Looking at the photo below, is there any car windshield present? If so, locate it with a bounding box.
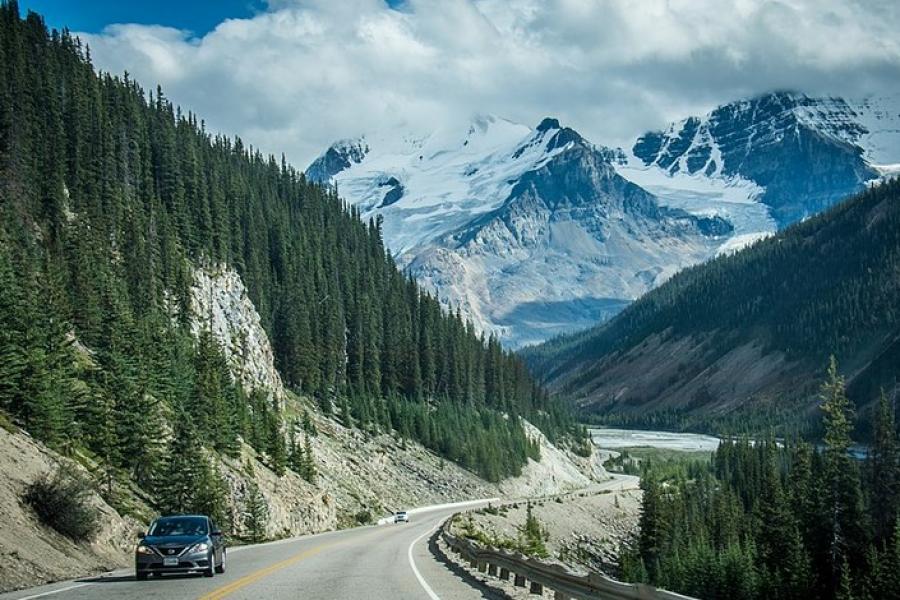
[148,517,208,537]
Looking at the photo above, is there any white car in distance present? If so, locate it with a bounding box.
[394,511,409,524]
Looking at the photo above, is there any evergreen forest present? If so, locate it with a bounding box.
[0,0,577,519]
[623,360,900,600]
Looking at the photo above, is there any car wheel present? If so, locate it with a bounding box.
[215,550,226,574]
[204,552,215,577]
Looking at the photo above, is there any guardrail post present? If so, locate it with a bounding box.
[529,581,543,594]
[514,573,526,587]
[499,567,510,581]
[477,561,487,573]
[554,592,569,600]
[487,563,497,576]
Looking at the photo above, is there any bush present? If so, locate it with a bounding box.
[571,438,593,458]
[24,468,100,540]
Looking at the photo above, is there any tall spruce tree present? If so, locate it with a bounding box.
[870,391,899,544]
[820,357,866,582]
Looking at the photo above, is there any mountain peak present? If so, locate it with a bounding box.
[631,91,896,225]
[305,137,369,183]
[536,117,561,132]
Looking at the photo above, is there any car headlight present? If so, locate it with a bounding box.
[136,545,155,555]
[189,542,210,554]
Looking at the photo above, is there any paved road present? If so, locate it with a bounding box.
[0,503,502,600]
[1,476,639,600]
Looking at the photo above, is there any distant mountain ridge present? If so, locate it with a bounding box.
[308,92,899,348]
[522,177,900,434]
[633,91,898,225]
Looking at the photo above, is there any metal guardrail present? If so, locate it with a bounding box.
[441,525,696,600]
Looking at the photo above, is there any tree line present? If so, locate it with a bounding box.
[623,359,900,599]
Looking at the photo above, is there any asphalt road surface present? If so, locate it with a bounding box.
[1,476,640,600]
[0,503,500,600]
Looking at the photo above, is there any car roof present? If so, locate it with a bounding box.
[155,514,209,519]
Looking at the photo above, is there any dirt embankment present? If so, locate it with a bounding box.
[458,473,641,576]
[0,426,142,592]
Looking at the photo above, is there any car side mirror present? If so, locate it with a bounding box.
[137,531,145,539]
[212,530,223,537]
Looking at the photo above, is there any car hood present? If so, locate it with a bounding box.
[142,535,207,546]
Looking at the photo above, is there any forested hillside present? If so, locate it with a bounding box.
[524,176,900,434]
[0,0,574,497]
[622,363,900,600]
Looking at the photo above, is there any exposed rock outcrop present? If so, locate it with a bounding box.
[190,265,285,401]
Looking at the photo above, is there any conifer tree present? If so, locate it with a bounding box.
[301,434,316,484]
[820,357,866,581]
[870,390,898,543]
[242,465,268,543]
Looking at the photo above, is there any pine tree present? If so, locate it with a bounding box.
[267,404,287,477]
[519,503,548,558]
[301,434,316,484]
[242,464,268,543]
[639,474,667,580]
[156,415,205,514]
[194,462,230,530]
[820,357,866,582]
[836,557,854,600]
[870,390,898,543]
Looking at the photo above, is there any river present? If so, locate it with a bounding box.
[589,428,721,452]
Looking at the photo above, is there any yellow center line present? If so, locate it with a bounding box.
[197,529,383,600]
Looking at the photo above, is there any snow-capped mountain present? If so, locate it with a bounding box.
[307,116,733,347]
[632,91,900,226]
[307,93,899,348]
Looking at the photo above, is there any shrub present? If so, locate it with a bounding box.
[571,438,593,458]
[24,467,100,540]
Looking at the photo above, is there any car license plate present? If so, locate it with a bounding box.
[163,557,178,567]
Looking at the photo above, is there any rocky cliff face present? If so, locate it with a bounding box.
[190,265,285,401]
[409,134,730,347]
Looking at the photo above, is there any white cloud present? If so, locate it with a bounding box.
[81,0,900,167]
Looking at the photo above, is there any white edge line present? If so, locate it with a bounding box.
[408,522,442,600]
[15,583,92,600]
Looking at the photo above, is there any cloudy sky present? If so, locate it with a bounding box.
[22,0,900,168]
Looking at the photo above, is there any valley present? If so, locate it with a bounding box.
[1,2,899,600]
[524,178,900,435]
